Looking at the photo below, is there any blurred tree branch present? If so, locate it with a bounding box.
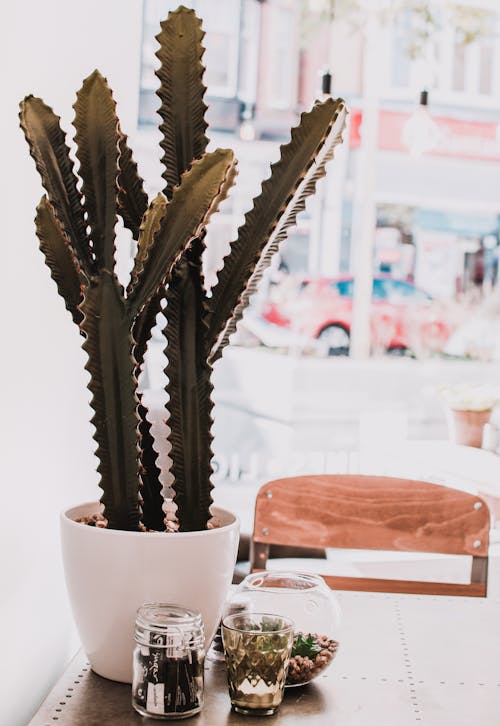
[301,1,493,56]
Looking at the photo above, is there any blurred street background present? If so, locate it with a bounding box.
[132,0,500,486]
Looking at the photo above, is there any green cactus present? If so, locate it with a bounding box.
[20,6,347,532]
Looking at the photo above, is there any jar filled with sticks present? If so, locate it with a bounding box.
[132,604,205,719]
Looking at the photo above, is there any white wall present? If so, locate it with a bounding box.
[1,2,143,723]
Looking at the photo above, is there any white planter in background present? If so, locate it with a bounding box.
[61,502,239,683]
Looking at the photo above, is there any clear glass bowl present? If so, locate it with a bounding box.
[225,571,341,686]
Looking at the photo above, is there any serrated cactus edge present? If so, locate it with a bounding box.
[20,6,347,532]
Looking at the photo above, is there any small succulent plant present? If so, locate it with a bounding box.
[20,6,346,532]
[291,633,323,658]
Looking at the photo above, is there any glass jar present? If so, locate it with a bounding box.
[226,572,341,686]
[132,604,205,719]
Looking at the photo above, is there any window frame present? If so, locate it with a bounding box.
[381,4,500,111]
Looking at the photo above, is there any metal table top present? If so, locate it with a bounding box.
[30,591,500,725]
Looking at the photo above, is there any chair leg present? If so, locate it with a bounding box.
[471,556,488,595]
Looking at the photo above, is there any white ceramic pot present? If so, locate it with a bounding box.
[61,502,239,683]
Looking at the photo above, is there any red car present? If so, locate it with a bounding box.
[261,275,455,355]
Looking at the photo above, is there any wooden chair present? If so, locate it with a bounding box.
[250,475,490,597]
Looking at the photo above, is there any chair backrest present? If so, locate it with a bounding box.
[250,475,490,597]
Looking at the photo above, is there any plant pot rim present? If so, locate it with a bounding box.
[61,501,239,539]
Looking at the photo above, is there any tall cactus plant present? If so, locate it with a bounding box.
[20,6,347,532]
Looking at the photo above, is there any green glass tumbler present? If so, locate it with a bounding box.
[221,612,294,716]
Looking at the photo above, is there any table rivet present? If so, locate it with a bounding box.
[474,502,483,510]
[262,527,269,536]
[473,540,481,548]
[265,490,273,499]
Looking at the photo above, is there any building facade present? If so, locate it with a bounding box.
[138,0,500,300]
[327,1,500,299]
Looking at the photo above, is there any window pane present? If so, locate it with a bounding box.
[195,0,240,95]
[269,7,296,108]
[479,39,493,95]
[372,279,388,300]
[204,33,233,89]
[238,0,260,103]
[452,39,466,92]
[333,280,354,297]
[385,280,429,303]
[392,10,412,88]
